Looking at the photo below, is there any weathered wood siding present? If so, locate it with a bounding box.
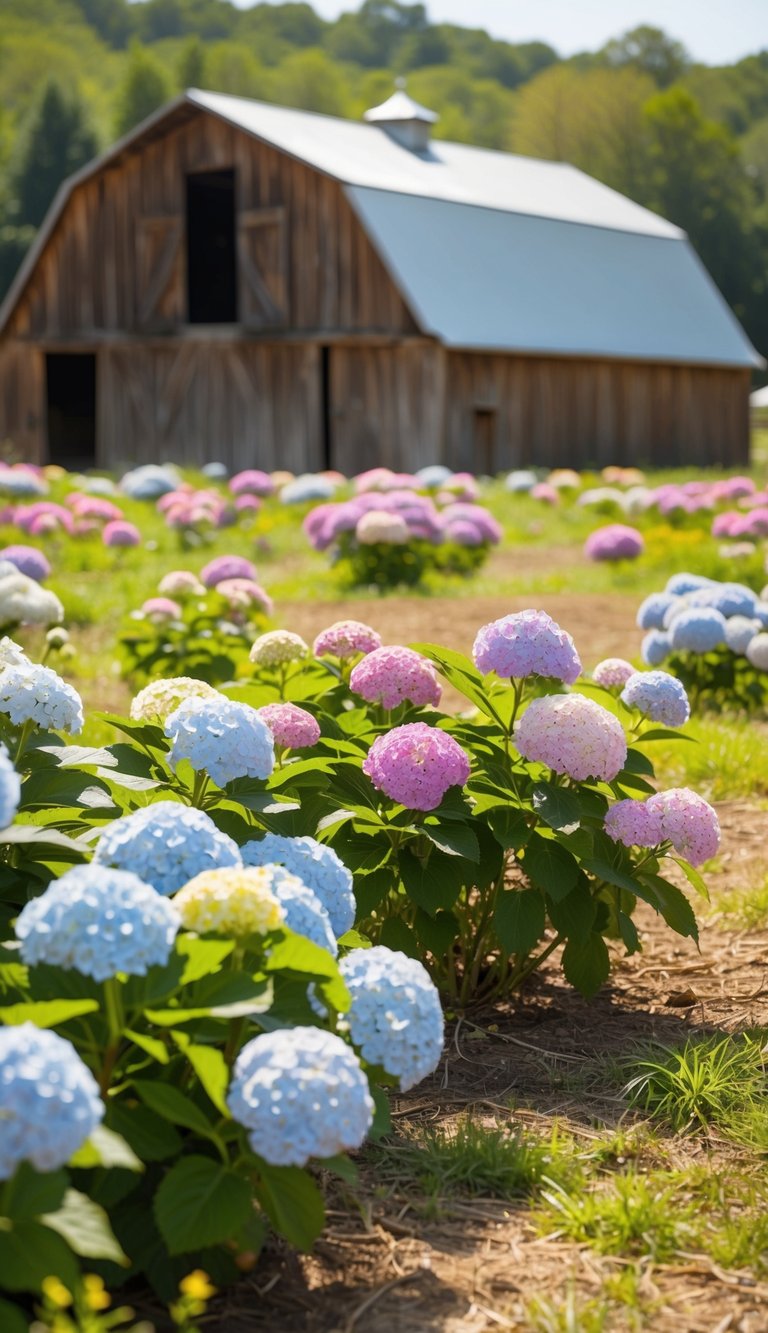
[443,354,751,469]
[5,109,417,341]
[328,344,445,473]
[0,342,44,462]
[98,342,322,472]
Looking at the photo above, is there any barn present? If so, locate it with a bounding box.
[0,86,761,474]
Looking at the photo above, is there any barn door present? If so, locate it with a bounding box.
[237,207,288,329]
[135,217,183,331]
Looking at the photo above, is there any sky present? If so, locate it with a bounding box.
[240,0,768,66]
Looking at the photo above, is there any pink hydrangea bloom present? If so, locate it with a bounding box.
[584,524,645,562]
[201,555,258,587]
[103,521,141,548]
[215,578,273,616]
[363,722,470,811]
[158,570,206,598]
[313,620,382,660]
[645,788,720,866]
[230,470,274,497]
[235,494,262,513]
[472,610,582,683]
[259,702,321,750]
[604,798,663,848]
[515,694,627,781]
[350,646,441,709]
[141,597,182,623]
[592,658,637,687]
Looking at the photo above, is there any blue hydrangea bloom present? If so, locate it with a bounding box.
[669,608,727,654]
[0,1024,103,1177]
[689,583,757,618]
[269,867,338,956]
[0,745,20,829]
[339,947,444,1091]
[93,801,241,896]
[241,834,355,936]
[280,474,336,504]
[753,602,768,629]
[416,465,453,489]
[165,696,274,788]
[120,464,179,499]
[636,592,678,631]
[724,616,760,655]
[16,865,180,980]
[620,671,690,727]
[665,573,713,596]
[641,630,672,666]
[227,1026,373,1165]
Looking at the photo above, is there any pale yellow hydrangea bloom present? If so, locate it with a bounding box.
[174,867,284,938]
[130,676,221,723]
[249,630,308,667]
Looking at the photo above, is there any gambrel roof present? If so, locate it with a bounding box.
[1,88,761,367]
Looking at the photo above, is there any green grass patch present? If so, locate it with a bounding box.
[716,875,768,929]
[623,1034,766,1132]
[651,714,768,801]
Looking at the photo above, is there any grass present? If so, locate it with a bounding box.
[716,873,768,928]
[622,1033,767,1132]
[536,1171,691,1260]
[369,1117,574,1216]
[651,714,768,801]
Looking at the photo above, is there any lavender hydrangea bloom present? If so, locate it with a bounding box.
[669,608,727,654]
[515,694,627,782]
[636,592,678,631]
[363,722,470,812]
[641,630,672,666]
[0,545,51,582]
[584,524,644,561]
[270,867,338,955]
[620,671,690,727]
[604,798,664,848]
[0,745,20,828]
[472,610,582,683]
[339,947,444,1090]
[93,801,241,896]
[241,833,355,936]
[0,662,84,733]
[165,696,274,787]
[227,1027,373,1165]
[200,554,258,587]
[16,865,180,980]
[0,1025,103,1177]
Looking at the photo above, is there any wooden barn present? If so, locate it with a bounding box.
[0,87,761,474]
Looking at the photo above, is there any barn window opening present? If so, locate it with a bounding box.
[320,345,332,471]
[186,169,237,324]
[473,407,497,475]
[45,353,97,470]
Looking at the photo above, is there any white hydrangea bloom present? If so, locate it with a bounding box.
[0,661,83,733]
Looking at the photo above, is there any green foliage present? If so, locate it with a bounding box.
[11,78,99,228]
[113,42,172,137]
[537,1172,691,1260]
[623,1034,766,1131]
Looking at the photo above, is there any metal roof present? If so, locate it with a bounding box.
[363,88,439,125]
[190,90,681,238]
[0,88,762,367]
[347,187,762,367]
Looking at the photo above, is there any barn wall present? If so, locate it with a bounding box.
[0,342,45,462]
[443,353,751,469]
[5,110,417,341]
[328,343,445,473]
[98,341,322,473]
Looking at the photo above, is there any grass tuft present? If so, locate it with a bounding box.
[535,1172,691,1260]
[622,1034,766,1132]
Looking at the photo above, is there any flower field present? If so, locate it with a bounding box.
[1,456,768,1332]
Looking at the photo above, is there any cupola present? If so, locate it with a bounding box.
[363,79,438,153]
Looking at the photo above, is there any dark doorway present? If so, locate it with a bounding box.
[473,407,497,475]
[320,345,332,471]
[45,353,97,470]
[186,169,237,323]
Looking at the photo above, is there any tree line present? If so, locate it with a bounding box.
[1,1,767,364]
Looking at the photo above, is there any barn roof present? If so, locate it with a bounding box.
[0,88,762,367]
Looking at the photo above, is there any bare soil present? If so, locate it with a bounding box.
[192,801,768,1333]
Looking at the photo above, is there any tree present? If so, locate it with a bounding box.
[113,43,172,137]
[12,79,99,228]
[272,49,349,116]
[602,25,690,88]
[177,35,207,90]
